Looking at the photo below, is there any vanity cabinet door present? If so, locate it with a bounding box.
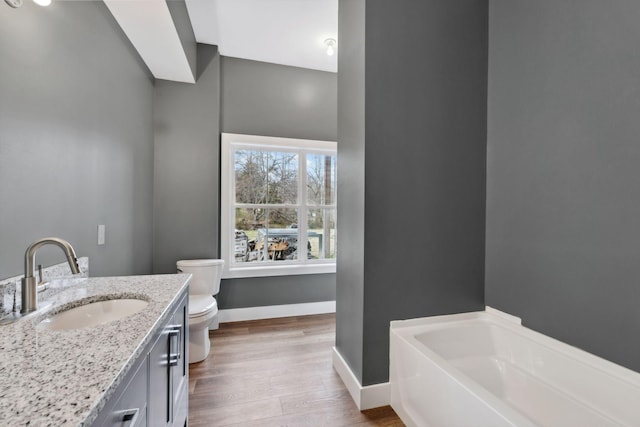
[148,293,189,427]
[148,327,171,427]
[170,298,188,427]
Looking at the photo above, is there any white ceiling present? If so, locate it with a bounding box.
[185,0,338,73]
[104,0,338,83]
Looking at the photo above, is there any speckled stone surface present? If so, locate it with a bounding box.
[0,273,190,426]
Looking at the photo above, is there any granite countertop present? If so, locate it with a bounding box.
[0,274,190,427]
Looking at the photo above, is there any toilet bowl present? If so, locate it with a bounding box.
[176,259,224,364]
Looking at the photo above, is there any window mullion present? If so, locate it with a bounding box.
[299,151,308,265]
[229,146,237,265]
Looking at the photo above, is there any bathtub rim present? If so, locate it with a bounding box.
[391,307,640,390]
[390,307,640,426]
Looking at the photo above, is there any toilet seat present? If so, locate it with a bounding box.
[188,296,218,332]
[178,259,225,268]
[189,308,217,329]
[189,295,217,318]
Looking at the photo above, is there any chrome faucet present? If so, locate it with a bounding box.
[21,237,80,314]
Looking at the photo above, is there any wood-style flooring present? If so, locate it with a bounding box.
[188,314,405,426]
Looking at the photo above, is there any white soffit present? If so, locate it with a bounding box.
[103,0,195,83]
[185,0,338,73]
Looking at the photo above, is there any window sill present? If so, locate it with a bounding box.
[222,263,336,279]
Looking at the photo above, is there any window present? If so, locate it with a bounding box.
[221,133,337,278]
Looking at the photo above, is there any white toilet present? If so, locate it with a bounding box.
[176,259,225,364]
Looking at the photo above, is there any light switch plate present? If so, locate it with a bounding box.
[97,224,106,245]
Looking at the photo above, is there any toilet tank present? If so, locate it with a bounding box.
[176,259,225,296]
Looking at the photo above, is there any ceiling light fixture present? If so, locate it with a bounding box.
[5,0,51,6]
[324,38,337,56]
[4,0,23,7]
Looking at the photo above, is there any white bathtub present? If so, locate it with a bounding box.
[390,308,640,427]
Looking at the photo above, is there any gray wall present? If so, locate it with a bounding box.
[221,57,337,141]
[153,45,221,274]
[337,0,488,385]
[217,274,335,308]
[335,0,366,385]
[0,1,154,278]
[486,0,640,372]
[219,57,337,308]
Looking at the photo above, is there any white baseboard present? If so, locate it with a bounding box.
[332,347,390,410]
[218,301,336,323]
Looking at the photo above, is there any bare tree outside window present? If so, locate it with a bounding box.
[232,149,335,264]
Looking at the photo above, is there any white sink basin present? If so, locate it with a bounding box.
[39,299,149,331]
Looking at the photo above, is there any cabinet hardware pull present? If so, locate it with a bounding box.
[169,352,180,366]
[117,408,139,427]
[168,324,182,362]
[167,325,181,367]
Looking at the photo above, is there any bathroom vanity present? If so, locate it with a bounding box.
[0,274,190,426]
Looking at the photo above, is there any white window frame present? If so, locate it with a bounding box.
[221,133,337,279]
